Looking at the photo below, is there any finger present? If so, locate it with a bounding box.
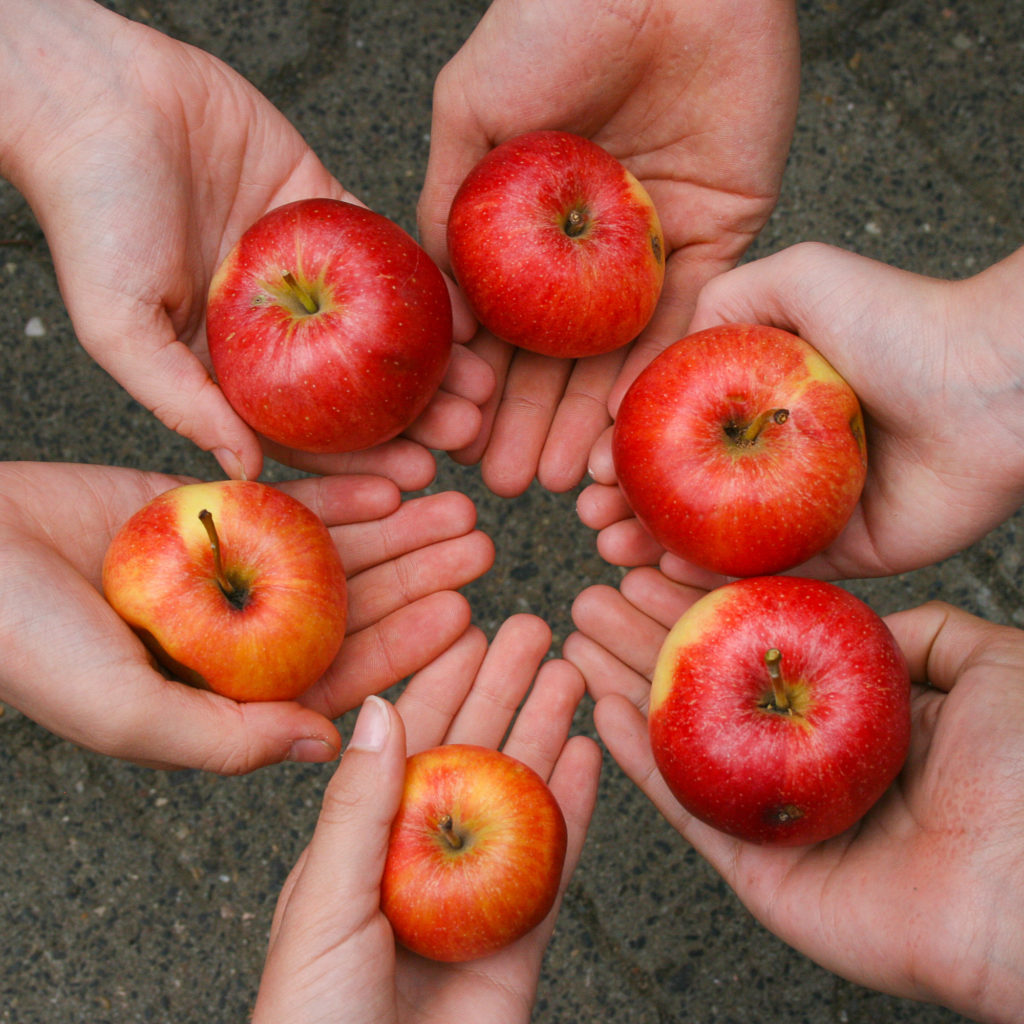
[444,614,553,747]
[344,529,494,633]
[567,585,663,707]
[480,352,574,498]
[586,427,616,486]
[575,481,633,531]
[595,516,667,567]
[448,332,516,467]
[262,437,438,492]
[619,566,713,629]
[516,733,602,965]
[395,625,490,753]
[502,658,587,780]
[78,323,264,482]
[277,474,402,529]
[306,590,474,719]
[333,490,480,577]
[884,601,1023,693]
[441,341,496,405]
[592,694,694,837]
[260,696,404,1021]
[537,349,623,493]
[401,389,484,452]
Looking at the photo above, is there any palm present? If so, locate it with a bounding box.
[568,568,1024,1018]
[584,243,1024,582]
[419,0,799,495]
[18,10,486,484]
[0,461,492,772]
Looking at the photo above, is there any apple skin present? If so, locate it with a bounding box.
[102,480,347,702]
[207,198,453,454]
[380,743,567,962]
[612,323,868,577]
[446,130,665,359]
[648,576,911,846]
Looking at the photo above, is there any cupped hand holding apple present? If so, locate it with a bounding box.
[417,0,800,497]
[0,0,492,488]
[0,460,494,773]
[253,614,603,1024]
[565,567,1024,1022]
[584,241,1024,582]
[611,323,867,578]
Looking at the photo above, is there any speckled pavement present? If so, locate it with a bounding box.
[2,2,1020,1021]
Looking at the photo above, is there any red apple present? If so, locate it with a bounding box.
[446,130,665,359]
[207,198,453,454]
[380,743,567,962]
[102,480,347,702]
[612,323,867,577]
[648,576,911,846]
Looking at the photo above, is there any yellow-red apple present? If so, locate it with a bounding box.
[380,743,567,962]
[102,480,347,702]
[648,576,911,846]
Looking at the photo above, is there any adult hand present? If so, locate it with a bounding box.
[0,461,494,773]
[566,567,1024,1022]
[418,0,800,497]
[253,614,602,1024]
[581,242,1024,581]
[0,0,492,485]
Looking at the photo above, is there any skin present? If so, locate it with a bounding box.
[0,461,495,773]
[565,567,1024,1022]
[253,614,603,1024]
[0,0,493,484]
[581,242,1024,583]
[418,0,800,497]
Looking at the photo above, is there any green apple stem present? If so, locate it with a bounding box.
[198,509,242,606]
[742,408,789,444]
[281,271,319,314]
[438,815,463,851]
[764,648,792,714]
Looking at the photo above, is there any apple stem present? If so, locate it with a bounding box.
[742,408,789,444]
[281,271,319,314]
[198,509,241,605]
[764,648,792,714]
[438,815,463,851]
[564,207,587,238]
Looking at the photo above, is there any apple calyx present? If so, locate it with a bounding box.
[728,408,790,447]
[761,647,795,716]
[437,814,465,851]
[281,270,320,315]
[198,509,249,611]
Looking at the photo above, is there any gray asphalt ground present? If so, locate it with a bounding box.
[2,1,1021,1021]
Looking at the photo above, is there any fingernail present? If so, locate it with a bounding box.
[348,695,390,753]
[213,448,247,481]
[287,737,336,763]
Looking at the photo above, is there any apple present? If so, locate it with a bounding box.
[207,197,453,454]
[102,480,347,702]
[612,323,867,577]
[446,130,665,359]
[380,743,567,962]
[648,575,911,846]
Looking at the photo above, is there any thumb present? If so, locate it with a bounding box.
[77,318,264,481]
[275,696,407,936]
[257,696,406,1024]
